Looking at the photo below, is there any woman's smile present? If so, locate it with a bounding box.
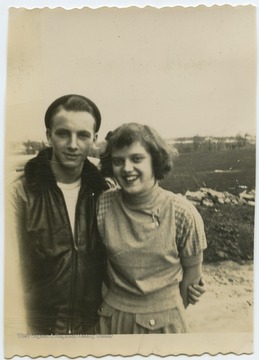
[112,141,155,195]
[122,174,139,183]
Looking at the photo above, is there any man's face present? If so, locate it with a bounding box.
[46,109,97,170]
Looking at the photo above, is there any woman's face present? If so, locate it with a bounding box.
[111,141,155,196]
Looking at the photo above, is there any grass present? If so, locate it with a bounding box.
[159,148,256,263]
[198,204,254,263]
[160,148,256,195]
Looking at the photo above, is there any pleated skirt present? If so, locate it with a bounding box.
[95,301,189,334]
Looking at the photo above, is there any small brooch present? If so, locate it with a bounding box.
[151,211,160,228]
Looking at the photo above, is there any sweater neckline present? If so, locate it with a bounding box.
[121,182,161,208]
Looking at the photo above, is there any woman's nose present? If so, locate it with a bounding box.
[123,159,134,172]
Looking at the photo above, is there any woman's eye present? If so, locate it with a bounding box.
[112,158,123,166]
[132,156,143,163]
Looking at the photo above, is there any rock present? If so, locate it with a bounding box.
[231,199,239,205]
[247,201,255,207]
[190,200,201,207]
[238,198,247,205]
[183,188,255,207]
[208,189,225,200]
[239,190,255,201]
[216,250,227,259]
[202,198,214,207]
[200,187,212,193]
[229,194,239,202]
[185,190,205,202]
[238,260,245,265]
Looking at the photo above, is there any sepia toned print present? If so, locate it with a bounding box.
[4,4,256,359]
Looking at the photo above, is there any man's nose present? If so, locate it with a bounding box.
[68,134,78,150]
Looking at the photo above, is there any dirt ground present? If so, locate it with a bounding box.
[187,260,254,333]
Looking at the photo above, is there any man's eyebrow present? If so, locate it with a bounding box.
[55,127,69,131]
[54,128,91,134]
[77,130,92,136]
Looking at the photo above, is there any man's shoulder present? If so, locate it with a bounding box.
[8,172,26,192]
[7,172,28,208]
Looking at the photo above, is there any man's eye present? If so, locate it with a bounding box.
[56,130,69,137]
[79,133,90,139]
[112,158,123,166]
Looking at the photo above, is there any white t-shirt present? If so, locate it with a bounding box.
[57,178,81,236]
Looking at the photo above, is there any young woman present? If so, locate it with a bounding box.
[96,123,207,334]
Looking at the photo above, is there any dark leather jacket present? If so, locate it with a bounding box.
[11,148,109,334]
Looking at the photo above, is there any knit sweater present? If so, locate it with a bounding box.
[97,183,207,313]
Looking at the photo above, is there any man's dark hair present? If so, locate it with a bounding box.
[44,94,101,132]
[100,123,172,180]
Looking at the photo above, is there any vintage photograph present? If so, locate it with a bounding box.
[4,3,256,359]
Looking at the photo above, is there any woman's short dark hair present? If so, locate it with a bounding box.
[44,94,101,132]
[100,123,172,180]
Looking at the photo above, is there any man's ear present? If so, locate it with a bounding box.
[93,133,98,147]
[46,128,52,145]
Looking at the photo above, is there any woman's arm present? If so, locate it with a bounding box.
[187,278,205,305]
[180,262,202,308]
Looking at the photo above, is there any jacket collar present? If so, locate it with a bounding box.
[24,147,108,193]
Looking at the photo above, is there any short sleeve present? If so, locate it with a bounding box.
[96,189,116,239]
[175,199,207,266]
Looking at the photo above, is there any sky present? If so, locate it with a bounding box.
[4,3,256,143]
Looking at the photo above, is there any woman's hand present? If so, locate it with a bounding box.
[187,278,206,305]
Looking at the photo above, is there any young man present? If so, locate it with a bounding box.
[10,95,109,334]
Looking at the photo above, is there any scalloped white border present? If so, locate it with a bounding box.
[0,1,258,360]
[0,0,258,8]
